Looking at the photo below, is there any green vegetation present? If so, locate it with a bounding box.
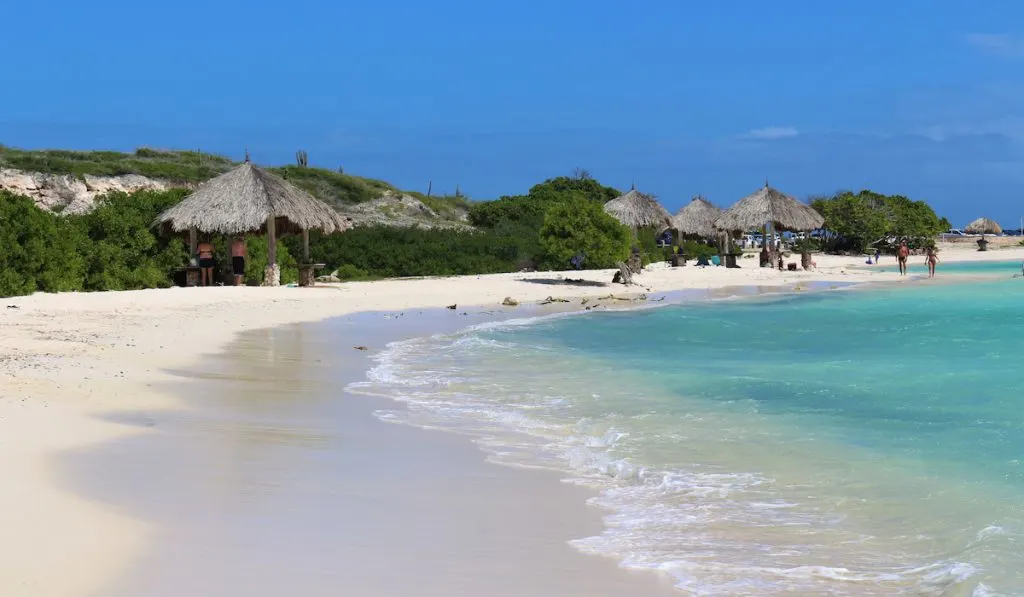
[0,145,467,218]
[273,164,397,205]
[75,190,189,291]
[465,174,629,269]
[810,190,949,253]
[287,225,530,279]
[0,146,234,183]
[537,195,631,269]
[0,191,85,296]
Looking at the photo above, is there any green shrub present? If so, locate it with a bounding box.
[0,191,87,296]
[537,195,631,270]
[273,165,397,205]
[792,237,822,253]
[286,225,529,278]
[70,190,189,291]
[678,240,719,259]
[334,263,374,280]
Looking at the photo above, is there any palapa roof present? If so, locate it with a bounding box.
[965,217,1002,235]
[672,196,722,238]
[714,183,824,232]
[603,187,672,231]
[154,161,352,235]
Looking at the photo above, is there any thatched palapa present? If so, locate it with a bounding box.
[154,161,351,236]
[672,195,722,238]
[154,160,352,287]
[604,187,672,231]
[714,183,824,232]
[965,217,1002,235]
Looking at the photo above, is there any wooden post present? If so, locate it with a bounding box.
[302,228,310,263]
[264,214,279,286]
[188,228,197,257]
[267,215,277,264]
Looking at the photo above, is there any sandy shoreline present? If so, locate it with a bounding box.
[2,245,1022,596]
[71,311,683,596]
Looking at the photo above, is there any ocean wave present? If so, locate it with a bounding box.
[345,316,1023,596]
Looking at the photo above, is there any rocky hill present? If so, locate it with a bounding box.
[0,146,471,229]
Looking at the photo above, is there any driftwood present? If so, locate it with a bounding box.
[597,293,648,302]
[539,296,570,305]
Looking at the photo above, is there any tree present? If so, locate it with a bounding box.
[811,189,948,253]
[527,175,621,203]
[571,167,593,181]
[813,191,889,253]
[469,175,621,230]
[883,195,945,240]
[537,194,631,270]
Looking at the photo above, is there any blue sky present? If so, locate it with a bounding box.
[2,0,1023,225]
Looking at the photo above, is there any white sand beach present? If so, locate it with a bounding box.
[2,244,1023,597]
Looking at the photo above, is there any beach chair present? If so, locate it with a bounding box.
[695,255,711,267]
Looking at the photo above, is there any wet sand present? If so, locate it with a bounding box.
[62,309,680,596]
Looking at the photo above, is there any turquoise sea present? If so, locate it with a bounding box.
[353,268,1024,596]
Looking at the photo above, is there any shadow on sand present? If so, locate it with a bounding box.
[518,277,609,288]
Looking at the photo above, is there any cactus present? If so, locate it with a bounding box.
[337,165,344,174]
[296,150,308,167]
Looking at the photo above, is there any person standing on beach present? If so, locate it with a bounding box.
[897,241,910,275]
[230,236,247,286]
[926,246,938,278]
[197,239,215,286]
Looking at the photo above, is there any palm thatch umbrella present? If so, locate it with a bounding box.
[965,217,1002,235]
[603,186,673,232]
[716,183,824,269]
[672,195,722,238]
[154,159,352,286]
[714,183,824,234]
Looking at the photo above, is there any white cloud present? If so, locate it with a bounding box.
[964,33,1024,57]
[739,126,799,140]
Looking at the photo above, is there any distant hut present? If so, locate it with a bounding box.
[603,186,673,232]
[154,158,352,286]
[715,183,824,268]
[672,195,722,239]
[965,217,1002,235]
[966,217,1002,251]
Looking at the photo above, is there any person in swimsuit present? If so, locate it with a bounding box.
[926,246,938,278]
[230,236,247,286]
[897,241,910,276]
[197,239,215,286]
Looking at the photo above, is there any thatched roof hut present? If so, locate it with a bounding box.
[154,160,352,286]
[965,217,1002,235]
[672,196,722,238]
[714,183,824,232]
[603,187,672,231]
[154,161,351,236]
